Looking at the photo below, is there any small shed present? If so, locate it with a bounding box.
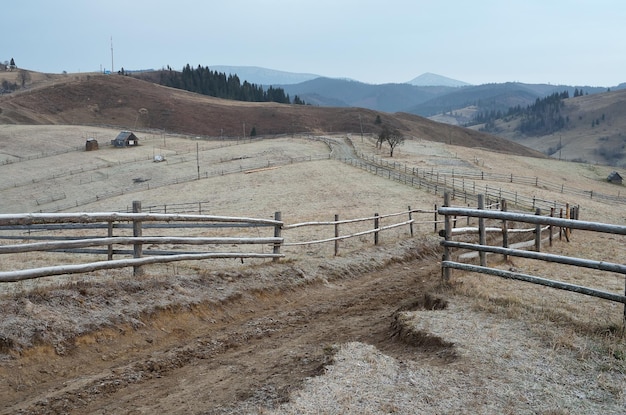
[112,131,139,147]
[85,138,99,151]
[607,171,623,185]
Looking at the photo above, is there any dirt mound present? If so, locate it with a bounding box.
[390,294,456,352]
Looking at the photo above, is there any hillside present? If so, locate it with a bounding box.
[1,71,625,414]
[476,88,626,166]
[0,72,544,158]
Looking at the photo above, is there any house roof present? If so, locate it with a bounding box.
[115,131,136,141]
[608,171,623,180]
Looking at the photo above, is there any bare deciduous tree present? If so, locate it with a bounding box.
[378,125,405,157]
[17,70,31,87]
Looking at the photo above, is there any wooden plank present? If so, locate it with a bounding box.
[442,261,626,304]
[0,237,284,254]
[443,241,626,275]
[0,252,284,282]
[0,212,283,226]
[438,207,626,235]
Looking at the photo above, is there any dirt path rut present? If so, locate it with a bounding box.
[1,259,443,414]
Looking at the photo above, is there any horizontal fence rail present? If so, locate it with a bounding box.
[438,192,626,320]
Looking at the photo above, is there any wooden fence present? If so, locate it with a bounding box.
[0,202,436,283]
[282,207,436,256]
[354,152,626,206]
[342,155,572,213]
[0,201,283,282]
[438,192,626,320]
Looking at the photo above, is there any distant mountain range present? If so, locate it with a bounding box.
[206,65,624,125]
[209,65,468,87]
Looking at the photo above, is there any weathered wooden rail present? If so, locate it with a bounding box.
[283,207,436,256]
[439,192,626,320]
[0,202,284,282]
[0,203,437,283]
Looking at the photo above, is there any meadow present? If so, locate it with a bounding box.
[1,125,625,414]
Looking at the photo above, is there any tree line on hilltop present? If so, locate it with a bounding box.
[156,64,307,105]
[471,89,594,136]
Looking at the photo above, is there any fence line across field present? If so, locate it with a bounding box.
[354,151,626,206]
[0,202,437,283]
[341,156,574,213]
[32,153,332,213]
[283,208,435,229]
[9,133,625,215]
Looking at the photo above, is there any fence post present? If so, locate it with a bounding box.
[478,194,486,266]
[408,206,414,237]
[565,203,571,240]
[501,199,508,261]
[535,208,542,252]
[334,214,340,256]
[132,201,143,277]
[107,221,113,260]
[374,213,380,245]
[442,192,451,283]
[434,204,438,233]
[273,211,282,262]
[549,208,554,247]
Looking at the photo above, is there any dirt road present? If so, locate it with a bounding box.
[1,258,443,414]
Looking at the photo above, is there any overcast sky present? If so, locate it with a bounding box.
[5,0,625,86]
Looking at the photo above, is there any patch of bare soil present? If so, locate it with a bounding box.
[0,246,445,414]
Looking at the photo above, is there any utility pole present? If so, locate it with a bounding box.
[358,113,364,142]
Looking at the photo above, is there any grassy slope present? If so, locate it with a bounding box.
[0,71,545,158]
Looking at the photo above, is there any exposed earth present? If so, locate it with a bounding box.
[1,243,445,414]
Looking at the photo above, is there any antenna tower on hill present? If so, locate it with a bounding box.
[110,36,114,73]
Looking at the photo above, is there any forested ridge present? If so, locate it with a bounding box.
[156,64,306,105]
[474,90,575,136]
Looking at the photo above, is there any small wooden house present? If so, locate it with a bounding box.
[85,138,99,151]
[112,131,139,147]
[607,171,623,185]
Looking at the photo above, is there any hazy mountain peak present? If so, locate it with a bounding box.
[209,65,320,85]
[407,72,470,87]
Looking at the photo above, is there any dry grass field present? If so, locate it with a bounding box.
[1,71,626,414]
[0,123,625,414]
